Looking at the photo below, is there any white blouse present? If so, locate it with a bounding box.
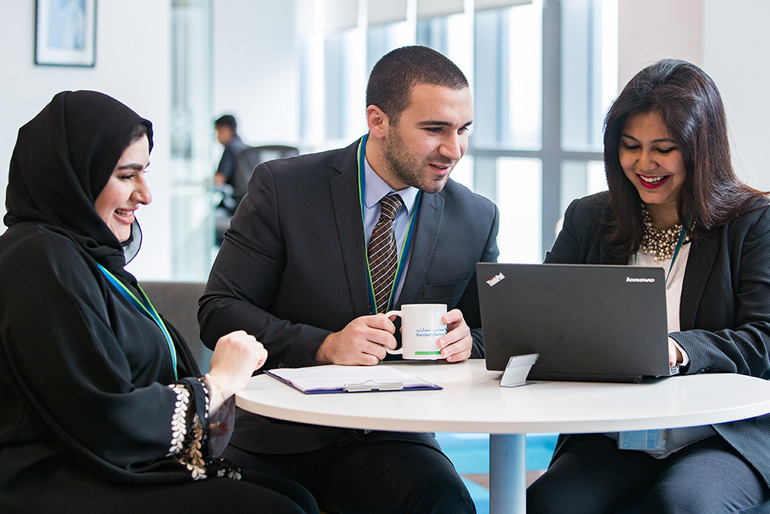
[630,243,691,334]
[613,242,716,458]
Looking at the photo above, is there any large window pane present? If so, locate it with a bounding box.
[299,37,315,141]
[324,30,354,140]
[560,159,606,214]
[417,12,473,76]
[561,0,618,152]
[586,160,608,195]
[367,21,414,74]
[451,155,474,191]
[496,157,542,263]
[417,16,449,52]
[474,2,542,149]
[170,0,214,279]
[507,1,542,149]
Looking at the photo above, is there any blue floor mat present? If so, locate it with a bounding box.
[436,432,557,472]
[461,477,489,514]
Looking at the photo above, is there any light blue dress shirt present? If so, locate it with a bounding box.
[363,156,420,307]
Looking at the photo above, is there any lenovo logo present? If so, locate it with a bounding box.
[626,277,656,283]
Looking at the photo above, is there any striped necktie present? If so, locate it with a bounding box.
[368,193,403,314]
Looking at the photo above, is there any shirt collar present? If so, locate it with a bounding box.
[363,155,420,215]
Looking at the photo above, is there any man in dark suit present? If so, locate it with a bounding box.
[213,114,248,189]
[199,45,499,514]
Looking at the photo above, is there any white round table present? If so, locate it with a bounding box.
[236,360,770,513]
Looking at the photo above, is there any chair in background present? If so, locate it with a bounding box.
[215,144,300,245]
[232,144,300,204]
[141,281,212,373]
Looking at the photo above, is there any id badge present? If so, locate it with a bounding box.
[618,430,667,451]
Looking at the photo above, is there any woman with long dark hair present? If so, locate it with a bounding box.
[527,60,770,512]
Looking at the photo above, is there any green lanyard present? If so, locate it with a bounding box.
[97,264,179,380]
[357,134,422,314]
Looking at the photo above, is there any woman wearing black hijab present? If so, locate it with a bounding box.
[0,91,318,513]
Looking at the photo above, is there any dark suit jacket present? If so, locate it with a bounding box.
[545,191,770,487]
[217,135,248,187]
[199,139,499,454]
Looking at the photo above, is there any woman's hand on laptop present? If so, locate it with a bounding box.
[668,338,687,367]
[438,309,472,362]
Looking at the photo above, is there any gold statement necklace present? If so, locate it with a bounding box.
[639,204,691,261]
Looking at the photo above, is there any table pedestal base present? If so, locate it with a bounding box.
[490,434,526,514]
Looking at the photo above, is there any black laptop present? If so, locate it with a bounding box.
[476,262,679,383]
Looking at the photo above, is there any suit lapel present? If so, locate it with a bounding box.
[397,192,444,305]
[330,142,372,317]
[679,230,720,330]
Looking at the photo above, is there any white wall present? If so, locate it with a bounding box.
[618,0,703,87]
[0,0,173,279]
[212,0,300,148]
[703,0,770,190]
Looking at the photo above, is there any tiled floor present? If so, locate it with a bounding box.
[435,432,557,514]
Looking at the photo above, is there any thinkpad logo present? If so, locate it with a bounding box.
[626,277,656,283]
[486,273,505,287]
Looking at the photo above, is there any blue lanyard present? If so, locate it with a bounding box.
[357,134,422,314]
[97,264,179,380]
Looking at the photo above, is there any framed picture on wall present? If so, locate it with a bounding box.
[35,0,97,67]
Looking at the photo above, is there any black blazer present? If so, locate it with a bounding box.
[199,139,499,454]
[546,192,770,486]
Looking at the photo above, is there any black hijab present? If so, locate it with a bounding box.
[4,90,153,273]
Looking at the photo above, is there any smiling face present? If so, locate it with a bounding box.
[94,135,152,242]
[619,110,687,227]
[369,83,473,194]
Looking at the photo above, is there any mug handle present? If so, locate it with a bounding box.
[384,310,402,355]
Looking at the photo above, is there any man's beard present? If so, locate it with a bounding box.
[382,129,454,194]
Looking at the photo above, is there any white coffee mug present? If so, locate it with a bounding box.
[385,304,447,360]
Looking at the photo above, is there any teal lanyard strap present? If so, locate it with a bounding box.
[667,226,688,280]
[357,134,422,314]
[97,264,179,380]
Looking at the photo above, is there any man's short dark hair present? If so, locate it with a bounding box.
[366,45,469,124]
[215,114,237,132]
